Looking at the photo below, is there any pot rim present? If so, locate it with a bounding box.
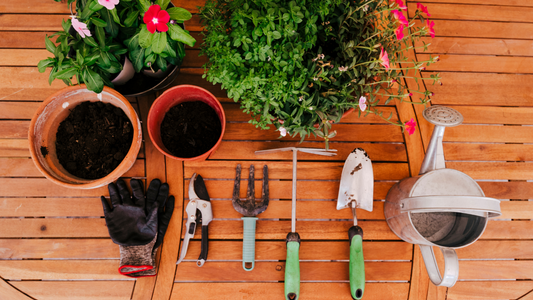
[147,84,226,161]
[28,85,142,189]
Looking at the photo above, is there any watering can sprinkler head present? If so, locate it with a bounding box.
[419,106,464,175]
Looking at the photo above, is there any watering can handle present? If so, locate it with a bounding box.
[400,196,501,218]
[419,245,459,287]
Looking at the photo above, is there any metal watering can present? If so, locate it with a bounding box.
[384,106,501,287]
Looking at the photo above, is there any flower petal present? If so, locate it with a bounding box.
[144,5,161,24]
[158,9,170,24]
[146,22,156,34]
[156,22,169,32]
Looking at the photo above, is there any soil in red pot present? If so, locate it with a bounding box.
[160,101,222,158]
[55,101,133,179]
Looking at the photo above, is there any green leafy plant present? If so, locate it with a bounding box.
[200,0,440,149]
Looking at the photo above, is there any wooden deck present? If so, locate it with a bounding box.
[1,0,533,299]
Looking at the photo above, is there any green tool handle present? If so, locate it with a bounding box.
[349,226,365,299]
[284,232,300,300]
[242,217,258,271]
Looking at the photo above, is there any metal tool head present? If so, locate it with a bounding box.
[423,106,463,127]
[189,173,211,201]
[337,148,374,212]
[232,164,269,217]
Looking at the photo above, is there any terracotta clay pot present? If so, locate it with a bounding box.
[29,85,142,189]
[147,85,226,161]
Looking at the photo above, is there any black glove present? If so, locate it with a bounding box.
[101,179,174,277]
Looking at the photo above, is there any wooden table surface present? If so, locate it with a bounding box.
[1,0,533,299]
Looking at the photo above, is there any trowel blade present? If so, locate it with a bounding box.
[337,148,374,212]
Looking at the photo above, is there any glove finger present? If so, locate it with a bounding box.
[146,179,161,209]
[117,179,133,205]
[155,195,174,249]
[146,203,159,233]
[130,179,145,208]
[100,196,112,214]
[156,183,170,215]
[108,181,122,207]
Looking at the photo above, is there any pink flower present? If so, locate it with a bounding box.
[358,96,367,112]
[143,5,170,34]
[279,126,287,137]
[394,0,407,10]
[395,24,405,40]
[392,10,408,26]
[70,17,91,38]
[379,48,390,70]
[427,20,435,38]
[417,3,431,16]
[405,118,417,135]
[98,0,119,10]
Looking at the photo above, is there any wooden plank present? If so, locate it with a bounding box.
[444,143,533,162]
[181,220,398,240]
[447,281,533,300]
[0,278,33,300]
[449,106,533,125]
[445,125,533,143]
[152,157,185,300]
[0,67,66,101]
[426,72,533,106]
[419,54,533,74]
[480,181,533,200]
[0,0,70,13]
[0,218,108,238]
[412,0,533,6]
[0,121,29,138]
[460,261,533,280]
[211,141,408,162]
[407,3,533,23]
[0,260,126,280]
[175,261,411,281]
[0,198,104,217]
[0,239,117,259]
[0,14,65,31]
[0,32,54,49]
[0,178,109,196]
[416,20,533,39]
[447,161,533,180]
[184,161,408,180]
[0,139,29,157]
[171,282,410,300]
[482,221,533,240]
[10,281,135,300]
[0,158,145,178]
[224,123,404,142]
[0,102,41,119]
[499,201,533,220]
[181,241,412,261]
[417,37,533,57]
[456,240,533,259]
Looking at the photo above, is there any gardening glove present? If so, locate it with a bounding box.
[101,178,173,276]
[123,179,175,278]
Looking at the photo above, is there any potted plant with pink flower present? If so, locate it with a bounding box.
[200,0,440,149]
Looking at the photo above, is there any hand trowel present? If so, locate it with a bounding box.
[337,148,374,299]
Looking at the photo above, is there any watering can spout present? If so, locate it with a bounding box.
[418,106,464,175]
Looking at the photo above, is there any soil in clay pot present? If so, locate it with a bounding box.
[55,101,133,179]
[161,101,222,158]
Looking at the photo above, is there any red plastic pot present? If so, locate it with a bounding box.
[147,85,226,161]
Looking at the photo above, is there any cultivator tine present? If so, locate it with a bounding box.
[247,165,255,203]
[232,164,269,217]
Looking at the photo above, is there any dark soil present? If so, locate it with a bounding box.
[55,101,133,179]
[161,101,222,158]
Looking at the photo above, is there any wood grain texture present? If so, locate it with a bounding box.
[175,261,411,281]
[0,14,65,31]
[0,260,127,280]
[420,54,533,74]
[456,240,533,259]
[0,239,117,259]
[10,281,135,300]
[0,198,104,217]
[447,281,533,300]
[0,67,67,101]
[171,282,410,300]
[447,161,533,180]
[0,139,29,157]
[417,37,533,57]
[445,125,533,143]
[411,0,533,6]
[407,3,533,22]
[0,277,34,300]
[444,143,533,162]
[416,20,533,39]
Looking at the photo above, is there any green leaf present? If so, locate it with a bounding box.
[95,26,106,47]
[38,58,56,73]
[139,0,151,12]
[156,0,171,10]
[124,10,140,27]
[88,0,104,11]
[124,32,140,51]
[82,67,104,93]
[100,9,119,38]
[62,19,71,33]
[99,50,111,68]
[272,31,281,39]
[129,48,145,73]
[110,8,123,26]
[168,24,195,47]
[167,7,192,21]
[156,55,167,71]
[48,66,57,85]
[91,17,107,27]
[44,36,56,54]
[139,25,153,48]
[83,36,99,47]
[54,67,78,80]
[152,32,167,54]
[245,52,252,60]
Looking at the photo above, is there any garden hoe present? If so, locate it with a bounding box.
[232,164,269,271]
[256,147,337,300]
[337,148,374,299]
